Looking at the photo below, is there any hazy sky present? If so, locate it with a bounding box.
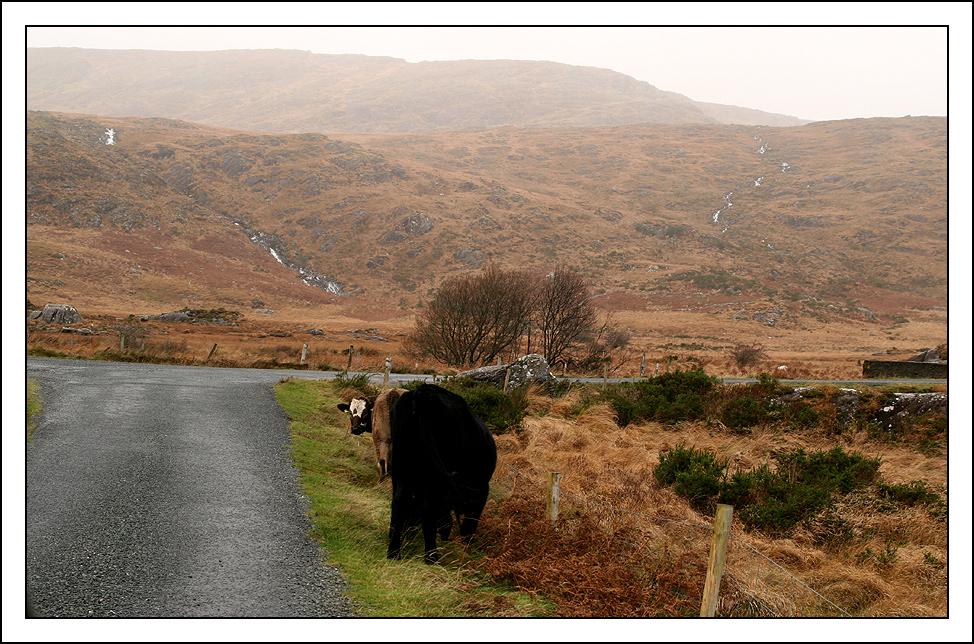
[14,3,969,123]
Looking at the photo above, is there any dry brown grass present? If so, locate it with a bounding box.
[482,387,949,617]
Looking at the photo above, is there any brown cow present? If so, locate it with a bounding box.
[338,388,407,479]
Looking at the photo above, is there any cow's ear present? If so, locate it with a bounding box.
[337,403,350,413]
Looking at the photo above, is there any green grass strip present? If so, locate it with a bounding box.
[27,378,43,440]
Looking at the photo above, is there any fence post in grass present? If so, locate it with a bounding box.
[700,504,734,617]
[602,363,609,390]
[347,345,354,372]
[119,334,125,352]
[640,353,646,377]
[206,343,218,362]
[384,357,391,387]
[545,472,562,524]
[503,368,512,393]
[301,343,308,365]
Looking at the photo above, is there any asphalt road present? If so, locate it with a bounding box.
[26,358,354,618]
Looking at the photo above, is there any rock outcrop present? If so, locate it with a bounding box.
[455,354,555,388]
[778,387,947,431]
[28,303,83,325]
[874,392,948,431]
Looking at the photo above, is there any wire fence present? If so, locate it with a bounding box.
[490,458,851,618]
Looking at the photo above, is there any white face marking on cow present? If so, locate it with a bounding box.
[349,398,367,418]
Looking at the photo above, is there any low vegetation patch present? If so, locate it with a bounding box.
[180,307,243,324]
[27,378,43,439]
[274,377,552,617]
[654,444,884,535]
[474,490,704,617]
[603,367,718,425]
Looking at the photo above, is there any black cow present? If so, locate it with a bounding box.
[387,384,497,564]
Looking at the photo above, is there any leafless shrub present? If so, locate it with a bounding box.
[729,343,767,369]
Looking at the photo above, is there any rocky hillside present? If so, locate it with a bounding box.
[26,110,947,338]
[26,48,810,133]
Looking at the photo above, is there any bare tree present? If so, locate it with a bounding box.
[407,265,534,367]
[573,314,634,375]
[729,343,767,369]
[533,266,599,367]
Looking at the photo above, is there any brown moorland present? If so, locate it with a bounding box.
[26,110,946,378]
[475,383,948,617]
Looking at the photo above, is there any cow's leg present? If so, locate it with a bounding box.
[458,487,490,542]
[388,486,410,560]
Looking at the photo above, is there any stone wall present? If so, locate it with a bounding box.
[862,360,948,379]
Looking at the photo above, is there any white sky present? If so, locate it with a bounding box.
[10,3,969,123]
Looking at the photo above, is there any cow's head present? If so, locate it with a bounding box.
[337,396,377,435]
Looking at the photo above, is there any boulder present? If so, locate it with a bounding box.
[156,311,190,322]
[34,304,83,325]
[875,392,948,431]
[60,326,92,334]
[456,354,555,388]
[905,347,946,363]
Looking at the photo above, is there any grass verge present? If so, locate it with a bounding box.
[27,378,43,440]
[273,377,555,617]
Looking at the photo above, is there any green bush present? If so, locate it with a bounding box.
[653,445,883,534]
[784,403,821,429]
[435,379,530,434]
[607,368,718,425]
[654,444,729,513]
[721,397,770,430]
[876,480,941,507]
[654,443,725,487]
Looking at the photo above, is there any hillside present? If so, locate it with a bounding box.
[25,111,948,376]
[25,48,810,133]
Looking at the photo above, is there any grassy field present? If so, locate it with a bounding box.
[275,372,948,618]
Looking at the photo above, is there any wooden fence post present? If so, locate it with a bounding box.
[640,353,646,377]
[347,345,354,371]
[301,343,308,365]
[546,472,562,524]
[700,504,734,617]
[206,343,218,362]
[119,334,125,352]
[503,368,512,393]
[384,357,391,387]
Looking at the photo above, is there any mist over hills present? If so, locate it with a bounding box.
[26,48,811,132]
[26,108,946,335]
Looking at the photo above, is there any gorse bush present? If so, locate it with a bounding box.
[721,397,770,430]
[419,378,530,434]
[653,444,883,535]
[606,367,718,425]
[875,480,942,507]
